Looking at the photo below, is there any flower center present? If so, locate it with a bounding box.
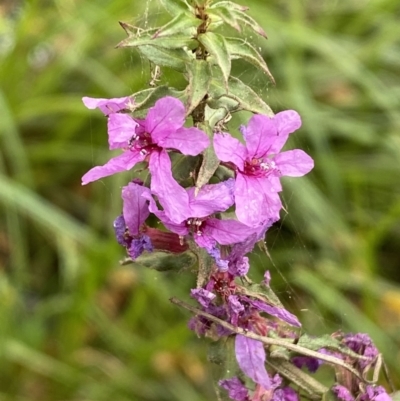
[128,132,159,156]
[243,157,277,177]
[186,218,206,236]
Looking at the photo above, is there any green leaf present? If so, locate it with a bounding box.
[117,34,195,50]
[208,73,274,115]
[198,32,231,87]
[209,337,242,401]
[227,76,274,115]
[209,1,249,12]
[128,250,197,272]
[170,153,201,187]
[208,7,241,32]
[158,0,191,16]
[131,86,183,113]
[185,59,212,116]
[195,122,220,195]
[225,37,275,84]
[137,45,191,72]
[205,105,230,128]
[231,9,267,37]
[267,359,329,397]
[153,12,198,38]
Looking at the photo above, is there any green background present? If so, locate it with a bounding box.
[0,0,399,399]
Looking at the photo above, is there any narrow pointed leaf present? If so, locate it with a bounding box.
[267,359,328,397]
[131,86,183,112]
[208,7,241,32]
[137,45,191,71]
[209,73,273,115]
[117,34,195,50]
[159,0,191,16]
[227,76,274,115]
[195,123,220,195]
[119,22,157,37]
[231,9,267,37]
[205,105,230,128]
[225,37,275,84]
[209,1,249,12]
[198,32,231,87]
[185,60,212,116]
[153,12,198,38]
[127,250,197,272]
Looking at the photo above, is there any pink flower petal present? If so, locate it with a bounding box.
[205,218,255,245]
[81,151,144,185]
[274,110,302,137]
[149,150,190,224]
[235,335,271,389]
[108,114,138,150]
[82,96,132,115]
[146,97,185,142]
[234,174,281,227]
[157,126,209,156]
[241,114,277,159]
[187,180,234,218]
[274,149,314,177]
[122,182,150,235]
[214,133,247,170]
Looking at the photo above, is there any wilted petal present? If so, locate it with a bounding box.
[219,377,249,401]
[274,150,314,177]
[108,114,138,150]
[241,114,277,159]
[122,182,150,235]
[332,385,355,401]
[272,388,299,401]
[157,126,209,156]
[235,335,271,389]
[214,133,246,170]
[149,150,190,224]
[113,215,128,246]
[127,235,153,259]
[205,218,255,245]
[228,295,244,326]
[82,151,144,185]
[146,97,185,141]
[248,299,301,327]
[188,179,235,218]
[191,288,216,308]
[235,174,281,227]
[206,246,229,271]
[82,96,132,115]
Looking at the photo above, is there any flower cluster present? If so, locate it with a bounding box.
[82,94,391,401]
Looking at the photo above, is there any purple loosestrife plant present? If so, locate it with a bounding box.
[81,1,394,400]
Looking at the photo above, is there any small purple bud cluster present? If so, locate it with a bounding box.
[82,95,391,400]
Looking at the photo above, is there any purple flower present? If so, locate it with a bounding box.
[332,385,355,401]
[272,387,299,401]
[144,179,256,249]
[246,298,301,327]
[235,334,271,389]
[82,97,209,222]
[112,214,153,260]
[113,181,153,260]
[214,111,314,227]
[219,377,249,401]
[227,220,273,276]
[360,386,391,401]
[343,333,379,369]
[82,96,133,115]
[190,288,216,308]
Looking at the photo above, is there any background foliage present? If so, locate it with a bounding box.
[0,0,399,400]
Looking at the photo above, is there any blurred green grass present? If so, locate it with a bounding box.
[0,0,399,399]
